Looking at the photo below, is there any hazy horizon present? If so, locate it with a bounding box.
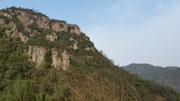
[1,0,180,67]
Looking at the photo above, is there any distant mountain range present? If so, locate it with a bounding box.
[122,63,180,92]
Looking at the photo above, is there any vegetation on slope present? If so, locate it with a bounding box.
[123,63,180,93]
[0,7,179,101]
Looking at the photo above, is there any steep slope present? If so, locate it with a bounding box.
[123,63,180,93]
[0,7,179,101]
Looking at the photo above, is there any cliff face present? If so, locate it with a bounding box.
[51,48,69,70]
[0,7,81,35]
[0,7,84,70]
[0,17,28,43]
[28,46,47,68]
[51,21,68,32]
[27,46,70,70]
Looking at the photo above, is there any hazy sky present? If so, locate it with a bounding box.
[0,0,180,67]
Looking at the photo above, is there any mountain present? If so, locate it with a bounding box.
[123,63,180,93]
[0,7,179,101]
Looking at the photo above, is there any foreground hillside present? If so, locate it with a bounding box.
[0,7,179,101]
[123,63,180,93]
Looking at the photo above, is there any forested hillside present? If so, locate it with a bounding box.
[123,63,180,93]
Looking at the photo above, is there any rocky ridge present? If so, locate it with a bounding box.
[0,7,88,70]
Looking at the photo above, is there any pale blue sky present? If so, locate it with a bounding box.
[0,0,180,67]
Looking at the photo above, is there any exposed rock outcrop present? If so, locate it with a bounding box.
[51,21,81,35]
[0,18,4,25]
[15,9,50,29]
[0,7,80,70]
[4,21,17,35]
[46,33,57,42]
[3,21,28,43]
[0,7,81,36]
[36,16,49,29]
[51,21,68,32]
[28,46,70,70]
[69,37,79,50]
[51,48,69,70]
[72,43,78,50]
[68,24,81,35]
[28,46,47,68]
[14,32,29,43]
[15,10,34,29]
[51,48,62,69]
[1,12,12,18]
[61,51,69,70]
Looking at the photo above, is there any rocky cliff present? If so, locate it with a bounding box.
[0,7,86,70]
